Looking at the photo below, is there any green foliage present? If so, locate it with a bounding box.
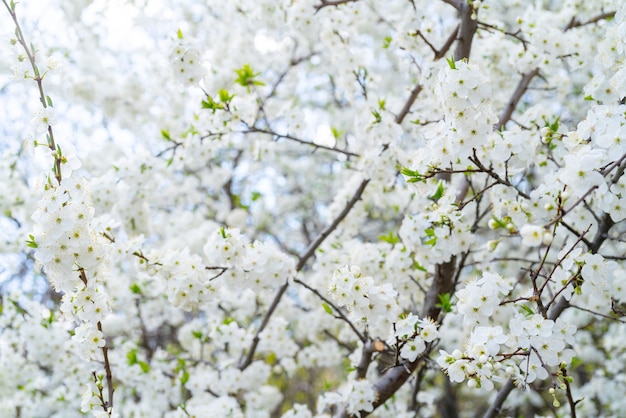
[129,283,142,294]
[378,231,400,244]
[400,167,424,183]
[429,182,445,202]
[127,348,150,373]
[26,234,37,248]
[322,303,333,315]
[235,64,265,92]
[435,293,453,313]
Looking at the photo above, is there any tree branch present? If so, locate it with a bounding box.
[496,68,540,131]
[395,84,423,124]
[453,1,478,61]
[244,126,359,158]
[239,178,370,370]
[314,0,360,12]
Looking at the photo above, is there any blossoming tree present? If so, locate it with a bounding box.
[1,0,625,417]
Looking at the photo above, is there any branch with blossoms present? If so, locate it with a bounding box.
[2,0,62,184]
[238,178,370,370]
[313,0,361,12]
[4,3,119,415]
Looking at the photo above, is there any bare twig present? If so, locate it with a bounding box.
[468,149,531,199]
[314,0,360,12]
[496,68,540,131]
[564,11,616,31]
[244,126,359,158]
[395,84,423,124]
[239,178,370,370]
[296,178,370,271]
[293,277,366,342]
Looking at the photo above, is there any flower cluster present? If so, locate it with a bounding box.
[391,313,439,362]
[435,60,497,161]
[328,265,400,337]
[457,272,511,326]
[204,227,296,292]
[169,31,205,85]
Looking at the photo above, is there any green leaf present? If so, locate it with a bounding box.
[250,191,262,201]
[584,95,594,101]
[378,231,399,244]
[127,348,138,365]
[129,283,142,294]
[139,361,150,373]
[382,35,392,49]
[201,95,224,112]
[331,126,344,139]
[26,234,38,248]
[177,29,183,39]
[217,88,234,103]
[322,303,333,315]
[446,56,457,69]
[46,95,53,107]
[429,182,445,201]
[220,227,227,239]
[520,304,535,316]
[400,167,424,183]
[412,260,427,272]
[435,293,453,313]
[161,129,172,141]
[180,370,190,385]
[234,64,265,92]
[192,330,203,339]
[371,109,382,123]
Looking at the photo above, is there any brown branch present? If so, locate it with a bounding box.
[238,280,290,370]
[293,277,366,342]
[564,11,616,31]
[355,340,374,379]
[97,321,114,411]
[453,1,479,61]
[561,366,578,418]
[482,379,516,418]
[314,0,360,12]
[296,178,370,271]
[3,0,62,184]
[244,126,359,158]
[412,24,459,61]
[239,178,370,370]
[468,149,531,199]
[496,68,540,131]
[395,84,423,124]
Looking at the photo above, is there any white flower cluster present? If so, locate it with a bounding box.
[139,247,218,311]
[204,227,296,293]
[345,379,377,416]
[399,189,475,265]
[390,313,439,362]
[328,265,400,337]
[31,177,106,290]
[169,32,205,85]
[456,272,513,327]
[436,60,497,160]
[439,271,577,390]
[31,176,112,360]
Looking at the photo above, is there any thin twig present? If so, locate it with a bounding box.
[244,126,359,158]
[293,277,366,341]
[395,84,423,124]
[239,178,370,370]
[314,0,360,12]
[564,11,616,31]
[496,68,540,131]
